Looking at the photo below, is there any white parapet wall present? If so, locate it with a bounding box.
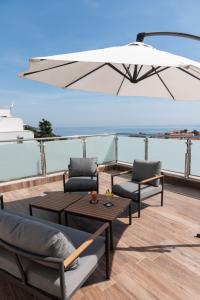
[0,130,34,141]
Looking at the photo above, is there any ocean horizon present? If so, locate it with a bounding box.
[54,124,200,137]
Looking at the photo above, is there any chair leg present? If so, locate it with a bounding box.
[161,175,164,206]
[161,191,164,206]
[138,201,141,218]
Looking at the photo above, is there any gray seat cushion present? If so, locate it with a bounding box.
[132,160,161,187]
[0,219,105,299]
[64,176,97,192]
[69,158,97,177]
[0,210,78,270]
[112,181,162,201]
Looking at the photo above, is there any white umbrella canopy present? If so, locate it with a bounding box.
[18,42,200,100]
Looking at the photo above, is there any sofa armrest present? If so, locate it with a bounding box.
[138,174,164,185]
[64,222,109,269]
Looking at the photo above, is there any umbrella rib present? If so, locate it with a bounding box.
[107,64,131,82]
[136,66,161,82]
[116,65,130,96]
[152,66,175,100]
[22,61,78,76]
[64,63,107,88]
[177,67,200,81]
[137,65,143,78]
[122,64,133,81]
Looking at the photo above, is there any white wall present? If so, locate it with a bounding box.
[0,117,24,132]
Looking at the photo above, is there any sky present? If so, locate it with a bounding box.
[0,0,200,129]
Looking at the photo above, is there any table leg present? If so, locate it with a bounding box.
[65,212,69,226]
[109,221,114,251]
[129,203,132,225]
[29,205,33,216]
[58,212,62,224]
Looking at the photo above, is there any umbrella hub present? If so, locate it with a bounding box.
[127,42,154,48]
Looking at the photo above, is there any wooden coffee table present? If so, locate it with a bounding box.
[64,194,132,250]
[29,193,82,224]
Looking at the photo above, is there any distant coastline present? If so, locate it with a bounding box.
[55,125,200,137]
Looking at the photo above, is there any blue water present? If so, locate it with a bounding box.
[55,125,200,136]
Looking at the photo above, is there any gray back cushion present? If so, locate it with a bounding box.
[0,210,78,270]
[132,160,161,186]
[69,157,97,177]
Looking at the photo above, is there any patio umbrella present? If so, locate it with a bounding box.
[18,41,200,100]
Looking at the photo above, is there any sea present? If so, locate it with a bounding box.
[54,125,200,137]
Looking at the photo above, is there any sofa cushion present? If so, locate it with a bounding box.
[64,176,97,192]
[132,160,161,187]
[112,181,162,201]
[69,158,97,177]
[0,210,78,270]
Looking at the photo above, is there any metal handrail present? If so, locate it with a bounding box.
[0,133,116,143]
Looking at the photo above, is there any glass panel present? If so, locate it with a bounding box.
[148,138,186,173]
[86,136,115,163]
[190,141,200,176]
[0,142,41,182]
[118,136,145,163]
[45,139,83,173]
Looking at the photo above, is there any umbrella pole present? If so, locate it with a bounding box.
[136,31,200,43]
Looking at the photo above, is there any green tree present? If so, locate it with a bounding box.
[24,119,58,138]
[38,118,56,138]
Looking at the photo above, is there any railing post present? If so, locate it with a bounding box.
[184,139,192,178]
[144,137,148,160]
[82,138,86,158]
[40,141,46,176]
[115,135,118,163]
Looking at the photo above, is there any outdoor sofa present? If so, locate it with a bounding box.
[0,208,110,300]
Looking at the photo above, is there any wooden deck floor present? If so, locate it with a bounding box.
[2,171,200,300]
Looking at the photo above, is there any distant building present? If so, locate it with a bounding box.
[0,107,34,141]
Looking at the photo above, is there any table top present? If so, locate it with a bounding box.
[30,192,83,212]
[64,194,131,221]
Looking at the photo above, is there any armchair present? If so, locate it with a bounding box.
[63,158,99,193]
[111,160,164,218]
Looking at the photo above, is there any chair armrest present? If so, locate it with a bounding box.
[138,174,164,185]
[111,170,132,188]
[111,170,132,178]
[63,170,69,192]
[64,222,109,269]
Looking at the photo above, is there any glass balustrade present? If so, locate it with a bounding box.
[0,142,41,182]
[45,139,83,173]
[118,136,145,163]
[148,138,186,173]
[85,135,115,163]
[190,141,200,176]
[0,134,199,182]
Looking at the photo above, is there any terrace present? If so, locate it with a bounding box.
[1,134,200,299]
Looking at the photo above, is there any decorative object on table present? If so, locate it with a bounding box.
[104,189,114,207]
[90,191,98,204]
[104,202,114,208]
